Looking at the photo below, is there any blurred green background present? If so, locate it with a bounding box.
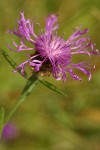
[0,0,100,150]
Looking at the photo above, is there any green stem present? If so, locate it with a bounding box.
[5,74,38,124]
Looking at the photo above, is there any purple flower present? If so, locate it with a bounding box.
[2,123,19,141]
[8,12,99,81]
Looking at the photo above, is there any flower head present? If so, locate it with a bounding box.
[2,123,19,141]
[8,12,99,81]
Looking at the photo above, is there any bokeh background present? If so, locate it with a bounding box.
[0,0,100,150]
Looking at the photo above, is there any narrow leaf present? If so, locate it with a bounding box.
[0,48,28,79]
[0,48,17,68]
[0,107,5,135]
[39,79,67,97]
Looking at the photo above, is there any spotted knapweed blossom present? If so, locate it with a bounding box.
[8,13,99,81]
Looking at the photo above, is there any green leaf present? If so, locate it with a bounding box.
[0,48,28,79]
[39,79,67,98]
[0,48,17,69]
[0,107,5,135]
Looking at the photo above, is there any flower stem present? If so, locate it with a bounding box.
[5,74,38,124]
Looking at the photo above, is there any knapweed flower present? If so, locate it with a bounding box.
[2,123,19,141]
[8,12,99,81]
